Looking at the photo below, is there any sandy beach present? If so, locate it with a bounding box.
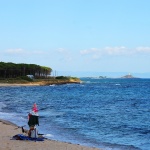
[0,119,101,150]
[0,80,81,86]
[0,83,41,86]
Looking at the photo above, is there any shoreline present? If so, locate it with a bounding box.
[0,83,41,86]
[0,119,101,150]
[0,80,81,87]
[0,82,80,87]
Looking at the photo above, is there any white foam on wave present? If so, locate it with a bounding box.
[115,84,121,86]
[0,102,7,111]
[40,109,65,117]
[49,84,56,86]
[0,111,27,127]
[43,134,54,138]
[0,112,12,119]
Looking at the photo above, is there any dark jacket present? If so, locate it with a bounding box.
[28,115,39,127]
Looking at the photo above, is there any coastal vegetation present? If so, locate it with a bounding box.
[0,62,81,85]
[0,62,52,78]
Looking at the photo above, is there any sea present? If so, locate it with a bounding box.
[0,78,150,150]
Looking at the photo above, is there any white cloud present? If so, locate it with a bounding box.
[80,46,129,59]
[0,48,48,65]
[4,48,45,56]
[57,48,66,53]
[136,47,150,53]
[5,48,25,54]
[80,48,99,55]
[104,46,127,55]
[80,49,90,55]
[32,50,45,54]
[56,48,73,62]
[80,46,150,60]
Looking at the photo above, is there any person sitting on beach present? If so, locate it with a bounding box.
[22,125,38,138]
[21,103,39,138]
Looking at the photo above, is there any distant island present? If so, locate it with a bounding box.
[99,76,107,79]
[98,73,137,79]
[120,73,136,78]
[82,73,138,79]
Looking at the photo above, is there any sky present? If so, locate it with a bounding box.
[0,0,150,77]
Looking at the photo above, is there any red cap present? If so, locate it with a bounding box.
[32,103,38,113]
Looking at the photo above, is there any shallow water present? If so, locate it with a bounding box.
[0,78,150,150]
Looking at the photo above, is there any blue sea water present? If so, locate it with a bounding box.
[0,78,150,150]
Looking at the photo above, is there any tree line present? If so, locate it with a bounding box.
[0,62,52,78]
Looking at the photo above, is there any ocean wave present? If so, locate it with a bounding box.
[100,142,141,150]
[43,134,54,138]
[0,112,27,127]
[0,102,6,111]
[0,79,149,150]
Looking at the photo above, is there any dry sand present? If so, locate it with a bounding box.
[0,83,41,86]
[0,119,101,150]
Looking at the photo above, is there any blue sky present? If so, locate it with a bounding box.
[0,0,150,77]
